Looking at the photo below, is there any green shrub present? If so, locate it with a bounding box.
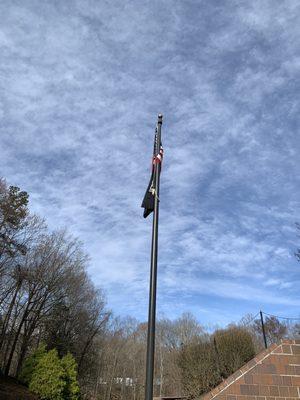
[19,344,47,385]
[21,348,80,400]
[29,349,66,400]
[61,353,80,400]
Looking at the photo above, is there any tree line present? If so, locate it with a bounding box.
[91,312,299,400]
[0,178,109,398]
[0,177,299,399]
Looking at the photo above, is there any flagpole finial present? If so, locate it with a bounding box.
[158,114,163,124]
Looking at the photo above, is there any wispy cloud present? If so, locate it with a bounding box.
[0,0,299,325]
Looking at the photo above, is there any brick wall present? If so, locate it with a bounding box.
[202,340,300,400]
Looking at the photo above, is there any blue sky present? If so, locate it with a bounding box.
[1,0,300,326]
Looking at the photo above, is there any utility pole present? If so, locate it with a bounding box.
[260,310,268,349]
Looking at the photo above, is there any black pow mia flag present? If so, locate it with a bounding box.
[141,131,163,218]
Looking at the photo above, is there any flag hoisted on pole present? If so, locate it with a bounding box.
[142,114,163,400]
[141,122,164,219]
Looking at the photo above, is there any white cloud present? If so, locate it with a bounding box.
[0,0,299,323]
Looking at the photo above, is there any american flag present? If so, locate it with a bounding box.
[141,131,163,218]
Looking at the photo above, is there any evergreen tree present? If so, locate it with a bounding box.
[19,344,47,385]
[61,353,80,400]
[29,349,66,400]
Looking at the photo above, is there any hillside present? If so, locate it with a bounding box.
[0,376,39,400]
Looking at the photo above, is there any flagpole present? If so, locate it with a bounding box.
[145,113,163,400]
